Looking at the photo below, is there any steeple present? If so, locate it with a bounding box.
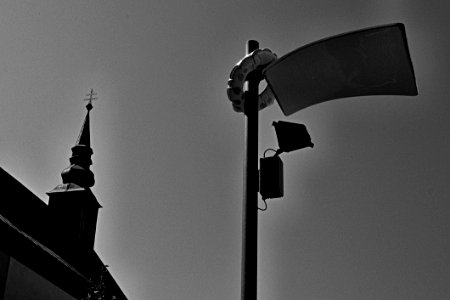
[60,89,97,188]
[47,90,101,251]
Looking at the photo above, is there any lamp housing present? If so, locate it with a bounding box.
[273,121,314,154]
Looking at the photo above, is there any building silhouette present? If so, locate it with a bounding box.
[0,94,127,299]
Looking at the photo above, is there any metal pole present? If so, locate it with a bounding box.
[242,40,260,300]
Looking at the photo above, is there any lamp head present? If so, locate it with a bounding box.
[264,23,418,116]
[273,121,314,154]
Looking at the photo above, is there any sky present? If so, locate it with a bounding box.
[1,0,450,299]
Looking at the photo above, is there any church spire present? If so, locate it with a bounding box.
[60,89,97,188]
[47,90,101,251]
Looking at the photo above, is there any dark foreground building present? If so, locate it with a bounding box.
[0,98,127,299]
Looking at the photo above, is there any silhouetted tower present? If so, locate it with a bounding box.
[47,89,101,251]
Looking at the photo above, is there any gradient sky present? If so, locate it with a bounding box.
[1,1,450,299]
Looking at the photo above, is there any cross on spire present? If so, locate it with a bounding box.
[84,89,98,111]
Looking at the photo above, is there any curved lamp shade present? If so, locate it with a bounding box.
[264,23,418,116]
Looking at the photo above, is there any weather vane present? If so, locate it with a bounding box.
[84,88,98,110]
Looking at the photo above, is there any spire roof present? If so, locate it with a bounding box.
[76,109,91,147]
[58,89,98,188]
[77,89,97,147]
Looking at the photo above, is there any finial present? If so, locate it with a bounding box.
[84,89,98,111]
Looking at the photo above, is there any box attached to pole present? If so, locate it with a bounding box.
[259,155,284,199]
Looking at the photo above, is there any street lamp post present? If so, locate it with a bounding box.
[242,39,261,300]
[229,23,417,300]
